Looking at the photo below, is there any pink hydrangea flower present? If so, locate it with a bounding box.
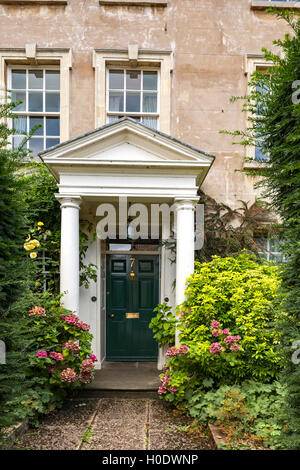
[166,345,189,357]
[62,313,79,325]
[162,365,170,372]
[90,354,98,362]
[63,340,80,353]
[29,306,46,316]
[49,351,64,361]
[224,335,241,346]
[81,359,95,372]
[222,329,229,335]
[158,386,167,395]
[209,343,223,355]
[36,350,47,358]
[77,321,90,331]
[60,368,78,383]
[230,343,240,352]
[169,386,179,393]
[211,320,220,329]
[79,371,93,384]
[166,346,179,357]
[224,335,236,345]
[161,374,171,386]
[178,345,189,355]
[212,328,222,337]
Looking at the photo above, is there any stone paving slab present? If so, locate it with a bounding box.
[81,399,148,450]
[12,399,99,450]
[10,396,213,450]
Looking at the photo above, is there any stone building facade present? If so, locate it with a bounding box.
[0,0,295,366]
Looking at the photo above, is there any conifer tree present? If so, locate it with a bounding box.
[226,11,300,448]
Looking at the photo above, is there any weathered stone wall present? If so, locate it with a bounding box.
[0,0,290,205]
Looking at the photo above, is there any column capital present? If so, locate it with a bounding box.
[174,197,198,211]
[55,194,82,210]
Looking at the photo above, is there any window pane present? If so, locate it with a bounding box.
[255,142,268,162]
[109,70,124,89]
[126,70,141,90]
[13,116,27,134]
[269,237,282,252]
[13,136,26,148]
[269,253,284,263]
[255,236,267,250]
[126,92,140,112]
[141,116,157,129]
[30,116,44,136]
[108,115,121,124]
[46,138,60,149]
[143,71,157,90]
[127,116,141,122]
[46,117,60,136]
[143,93,157,113]
[109,92,124,112]
[46,71,60,90]
[29,138,44,156]
[11,92,26,111]
[29,70,43,90]
[45,92,60,112]
[29,92,43,112]
[11,70,26,89]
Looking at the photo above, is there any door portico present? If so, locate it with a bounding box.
[40,118,214,368]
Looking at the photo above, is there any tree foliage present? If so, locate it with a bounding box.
[225,10,300,448]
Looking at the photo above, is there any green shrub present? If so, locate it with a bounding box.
[186,381,287,449]
[158,253,283,404]
[149,303,176,347]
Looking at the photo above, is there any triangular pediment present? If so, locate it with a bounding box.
[40,118,215,183]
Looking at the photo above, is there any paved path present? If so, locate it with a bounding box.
[12,397,212,450]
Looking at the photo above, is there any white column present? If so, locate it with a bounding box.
[56,195,82,314]
[157,217,173,370]
[175,198,197,346]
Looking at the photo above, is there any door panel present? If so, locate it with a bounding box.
[106,254,159,361]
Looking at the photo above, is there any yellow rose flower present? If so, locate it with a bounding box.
[31,239,40,248]
[30,252,37,259]
[26,235,31,242]
[24,243,35,251]
[35,281,40,286]
[37,222,44,226]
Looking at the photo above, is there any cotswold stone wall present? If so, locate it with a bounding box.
[0,0,290,205]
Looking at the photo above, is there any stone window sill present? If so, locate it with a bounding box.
[243,159,269,169]
[99,0,167,6]
[251,1,300,9]
[0,0,67,5]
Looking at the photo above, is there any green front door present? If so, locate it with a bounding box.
[106,254,159,361]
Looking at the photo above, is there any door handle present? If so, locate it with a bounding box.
[108,314,115,318]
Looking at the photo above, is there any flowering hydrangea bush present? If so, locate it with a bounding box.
[156,254,283,405]
[25,293,97,397]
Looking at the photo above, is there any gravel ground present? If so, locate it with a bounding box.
[11,397,212,451]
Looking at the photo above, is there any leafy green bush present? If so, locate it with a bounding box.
[158,254,283,404]
[19,163,97,294]
[186,381,287,449]
[149,303,176,347]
